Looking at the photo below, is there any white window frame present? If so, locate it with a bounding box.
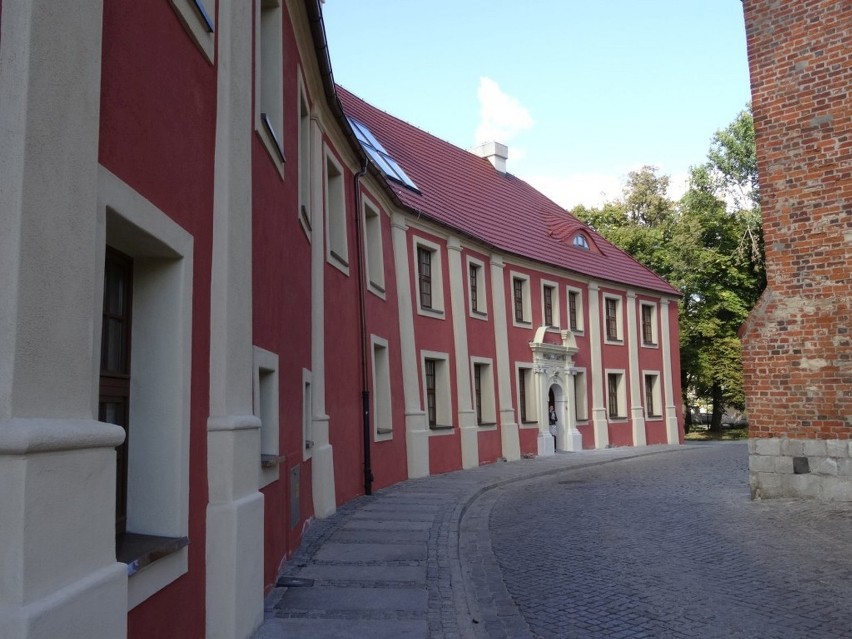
[470,357,497,427]
[605,369,628,420]
[643,370,663,419]
[640,301,659,348]
[541,279,559,328]
[297,74,312,237]
[573,367,588,422]
[413,236,445,317]
[254,0,284,174]
[603,294,624,344]
[510,271,532,328]
[421,350,452,432]
[515,362,538,427]
[371,336,393,441]
[302,368,313,461]
[324,147,348,273]
[467,256,488,319]
[253,346,280,487]
[567,286,584,333]
[170,0,215,63]
[96,167,193,610]
[363,196,386,298]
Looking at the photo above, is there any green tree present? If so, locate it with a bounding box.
[574,107,764,434]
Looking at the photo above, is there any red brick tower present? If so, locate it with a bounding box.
[741,0,852,499]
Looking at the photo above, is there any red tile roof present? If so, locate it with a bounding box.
[337,86,680,297]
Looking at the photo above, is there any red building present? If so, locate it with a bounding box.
[0,1,682,637]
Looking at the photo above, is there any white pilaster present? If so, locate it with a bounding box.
[534,367,555,456]
[447,238,479,469]
[309,116,336,518]
[206,2,264,638]
[660,299,680,444]
[587,283,609,448]
[626,292,647,446]
[391,213,430,478]
[490,256,520,461]
[562,369,584,451]
[0,1,128,637]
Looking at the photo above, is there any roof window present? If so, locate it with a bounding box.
[347,116,419,192]
[573,234,590,250]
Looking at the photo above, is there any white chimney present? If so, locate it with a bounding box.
[471,141,509,174]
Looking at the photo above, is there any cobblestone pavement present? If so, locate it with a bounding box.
[256,442,852,639]
[481,442,852,639]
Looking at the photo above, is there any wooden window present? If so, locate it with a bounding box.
[568,291,578,331]
[513,277,525,322]
[605,298,619,340]
[100,248,133,537]
[642,304,656,345]
[544,285,554,326]
[418,247,433,309]
[425,358,437,427]
[473,363,483,424]
[469,263,479,312]
[645,375,655,417]
[519,368,528,422]
[607,373,620,419]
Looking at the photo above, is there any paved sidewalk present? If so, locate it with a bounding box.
[254,445,688,639]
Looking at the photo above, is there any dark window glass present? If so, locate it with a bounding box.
[645,375,655,416]
[606,298,619,340]
[474,364,483,424]
[642,305,654,344]
[513,278,525,322]
[469,264,479,312]
[425,359,437,427]
[568,291,578,331]
[100,248,133,537]
[418,247,432,309]
[519,369,527,422]
[544,286,554,326]
[608,374,619,418]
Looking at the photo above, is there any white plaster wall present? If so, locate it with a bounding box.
[626,292,647,446]
[587,283,609,448]
[490,255,520,461]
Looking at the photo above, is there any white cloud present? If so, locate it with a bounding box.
[525,172,624,211]
[474,77,534,145]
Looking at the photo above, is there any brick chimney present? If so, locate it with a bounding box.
[471,141,509,173]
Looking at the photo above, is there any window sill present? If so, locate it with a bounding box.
[642,342,659,349]
[646,415,663,420]
[513,319,533,328]
[376,428,392,435]
[608,416,628,422]
[261,454,285,469]
[429,424,453,431]
[605,338,624,345]
[470,309,488,321]
[477,422,497,428]
[418,306,445,319]
[118,533,189,577]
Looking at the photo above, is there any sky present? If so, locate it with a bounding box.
[322,1,752,211]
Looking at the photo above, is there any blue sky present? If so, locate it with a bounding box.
[322,1,752,209]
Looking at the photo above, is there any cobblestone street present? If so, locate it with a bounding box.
[258,442,852,638]
[478,442,852,638]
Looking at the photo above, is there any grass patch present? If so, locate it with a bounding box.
[685,427,749,441]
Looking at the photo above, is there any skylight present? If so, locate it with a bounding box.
[573,234,590,250]
[347,116,419,192]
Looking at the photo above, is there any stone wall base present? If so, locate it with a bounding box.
[749,438,852,501]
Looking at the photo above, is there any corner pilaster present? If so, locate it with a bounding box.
[490,255,520,461]
[587,283,609,448]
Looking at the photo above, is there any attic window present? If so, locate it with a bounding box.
[573,234,590,250]
[347,116,420,192]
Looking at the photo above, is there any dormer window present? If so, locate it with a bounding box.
[573,234,590,250]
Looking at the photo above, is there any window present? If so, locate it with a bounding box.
[644,373,662,418]
[302,369,313,460]
[542,281,558,327]
[372,337,392,440]
[511,273,531,326]
[517,365,536,424]
[255,0,284,169]
[607,372,626,419]
[253,346,280,486]
[325,151,347,271]
[347,116,419,192]
[363,198,385,295]
[298,80,311,232]
[413,238,444,315]
[641,302,658,346]
[467,257,487,317]
[471,359,496,426]
[573,369,588,421]
[97,168,193,607]
[100,248,133,538]
[422,352,451,429]
[604,295,623,342]
[573,234,590,250]
[567,287,584,332]
[170,0,215,62]
[418,247,432,309]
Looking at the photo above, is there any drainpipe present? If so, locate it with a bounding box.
[353,159,374,495]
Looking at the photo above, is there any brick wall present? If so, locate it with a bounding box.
[741,0,852,498]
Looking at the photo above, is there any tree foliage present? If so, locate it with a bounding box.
[574,106,764,432]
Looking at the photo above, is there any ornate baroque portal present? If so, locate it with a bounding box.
[530,326,583,455]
